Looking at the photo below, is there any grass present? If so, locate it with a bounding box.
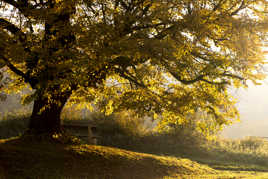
[3,113,268,178]
[2,136,268,179]
[0,136,217,179]
[0,113,29,139]
[191,137,268,172]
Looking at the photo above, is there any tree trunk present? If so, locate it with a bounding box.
[29,87,72,134]
[27,2,76,134]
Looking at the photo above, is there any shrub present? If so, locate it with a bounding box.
[86,112,209,156]
[214,136,268,154]
[89,111,148,147]
[239,136,267,151]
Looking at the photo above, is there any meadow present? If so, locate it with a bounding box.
[1,111,268,178]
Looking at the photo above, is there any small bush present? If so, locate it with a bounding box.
[129,124,208,157]
[88,111,148,148]
[239,136,267,151]
[85,112,209,156]
[213,136,268,154]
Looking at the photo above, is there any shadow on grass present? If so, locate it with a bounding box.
[189,151,268,172]
[96,133,268,172]
[2,117,268,174]
[0,136,213,179]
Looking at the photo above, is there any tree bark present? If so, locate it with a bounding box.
[26,1,76,134]
[29,87,72,134]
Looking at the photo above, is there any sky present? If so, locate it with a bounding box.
[221,79,268,138]
[221,49,268,138]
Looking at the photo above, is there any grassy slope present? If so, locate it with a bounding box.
[2,115,268,178]
[1,137,268,178]
[0,137,217,179]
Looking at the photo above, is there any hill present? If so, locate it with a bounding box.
[2,136,268,178]
[0,136,216,179]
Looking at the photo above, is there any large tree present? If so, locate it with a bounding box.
[0,0,267,134]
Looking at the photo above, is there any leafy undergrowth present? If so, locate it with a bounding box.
[0,136,217,179]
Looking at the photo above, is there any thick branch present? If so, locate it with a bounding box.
[132,22,166,31]
[1,0,33,17]
[0,18,40,81]
[169,67,245,85]
[222,72,244,80]
[162,57,231,85]
[169,70,206,85]
[0,18,26,41]
[1,0,18,9]
[0,55,38,87]
[230,0,246,16]
[1,56,28,79]
[201,78,228,85]
[116,68,146,88]
[160,59,207,85]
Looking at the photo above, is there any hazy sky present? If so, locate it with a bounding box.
[221,50,268,138]
[222,78,268,138]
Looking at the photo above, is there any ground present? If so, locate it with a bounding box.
[1,136,268,179]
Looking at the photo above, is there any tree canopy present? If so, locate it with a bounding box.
[0,0,267,134]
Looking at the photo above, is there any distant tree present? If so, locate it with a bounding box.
[0,0,267,134]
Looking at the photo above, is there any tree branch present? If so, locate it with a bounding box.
[1,56,28,79]
[161,57,231,85]
[222,72,244,80]
[0,18,41,81]
[168,67,244,85]
[1,0,35,18]
[230,0,246,16]
[116,68,146,88]
[1,0,18,9]
[0,18,26,42]
[131,22,166,31]
[0,55,38,87]
[200,78,228,85]
[169,70,207,85]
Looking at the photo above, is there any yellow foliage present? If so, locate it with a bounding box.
[0,0,267,133]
